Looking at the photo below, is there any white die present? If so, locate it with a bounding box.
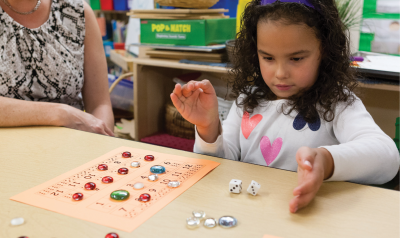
[229,179,242,194]
[247,180,260,196]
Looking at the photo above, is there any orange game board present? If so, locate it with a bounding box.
[11,147,220,232]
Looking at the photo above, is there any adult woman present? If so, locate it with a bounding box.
[0,0,114,136]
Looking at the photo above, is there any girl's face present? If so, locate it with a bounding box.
[257,20,322,99]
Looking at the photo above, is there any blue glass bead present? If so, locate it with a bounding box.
[150,165,166,174]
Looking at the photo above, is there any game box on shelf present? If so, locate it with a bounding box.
[140,18,236,46]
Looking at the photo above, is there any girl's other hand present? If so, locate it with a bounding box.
[289,147,334,213]
[59,104,115,136]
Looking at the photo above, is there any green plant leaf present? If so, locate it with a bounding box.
[335,0,363,29]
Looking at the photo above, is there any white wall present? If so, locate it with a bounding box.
[348,0,364,54]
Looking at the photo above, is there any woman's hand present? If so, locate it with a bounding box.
[289,147,334,213]
[59,104,114,136]
[170,80,220,143]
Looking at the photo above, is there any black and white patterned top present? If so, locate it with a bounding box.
[0,0,85,110]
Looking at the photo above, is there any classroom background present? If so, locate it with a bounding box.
[88,0,399,156]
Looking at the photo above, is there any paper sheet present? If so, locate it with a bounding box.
[10,147,220,232]
[357,55,400,73]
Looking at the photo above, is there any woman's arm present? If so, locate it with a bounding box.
[0,96,64,127]
[0,96,114,135]
[81,2,115,132]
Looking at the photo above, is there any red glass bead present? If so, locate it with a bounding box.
[118,167,129,175]
[105,232,119,238]
[102,176,113,183]
[144,155,154,161]
[72,193,83,201]
[138,193,151,202]
[84,182,96,190]
[98,164,108,171]
[122,151,131,158]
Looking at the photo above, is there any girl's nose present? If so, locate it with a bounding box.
[275,63,289,80]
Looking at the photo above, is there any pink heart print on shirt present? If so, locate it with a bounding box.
[260,136,283,166]
[241,111,263,139]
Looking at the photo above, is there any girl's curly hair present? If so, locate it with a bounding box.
[229,0,358,123]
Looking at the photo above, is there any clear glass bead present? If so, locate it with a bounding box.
[186,217,200,229]
[218,216,237,228]
[148,174,158,181]
[131,161,140,168]
[192,210,206,219]
[203,218,217,228]
[167,181,180,188]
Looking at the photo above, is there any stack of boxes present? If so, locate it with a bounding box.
[90,0,129,11]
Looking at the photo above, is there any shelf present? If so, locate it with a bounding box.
[130,57,398,91]
[110,50,135,72]
[131,58,229,74]
[358,82,399,92]
[110,50,398,91]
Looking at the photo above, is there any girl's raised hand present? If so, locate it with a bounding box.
[170,80,220,142]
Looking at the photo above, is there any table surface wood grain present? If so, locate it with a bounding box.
[0,127,398,238]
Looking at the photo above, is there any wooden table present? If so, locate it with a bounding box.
[1,127,399,238]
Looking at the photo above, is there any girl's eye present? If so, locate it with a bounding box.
[291,57,304,62]
[263,57,273,61]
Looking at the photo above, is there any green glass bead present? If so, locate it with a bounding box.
[110,190,130,201]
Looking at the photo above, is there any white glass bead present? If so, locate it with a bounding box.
[130,161,140,168]
[192,210,206,219]
[133,182,144,190]
[10,217,24,226]
[167,181,180,188]
[186,217,200,229]
[203,218,217,228]
[148,174,159,181]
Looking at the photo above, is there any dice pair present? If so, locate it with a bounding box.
[229,179,261,196]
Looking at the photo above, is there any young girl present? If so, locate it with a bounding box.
[170,0,400,213]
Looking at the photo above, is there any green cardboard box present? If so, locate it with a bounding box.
[90,0,100,10]
[140,18,236,46]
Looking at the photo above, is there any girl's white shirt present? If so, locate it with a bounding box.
[194,95,400,184]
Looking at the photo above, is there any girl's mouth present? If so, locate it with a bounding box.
[276,85,292,91]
